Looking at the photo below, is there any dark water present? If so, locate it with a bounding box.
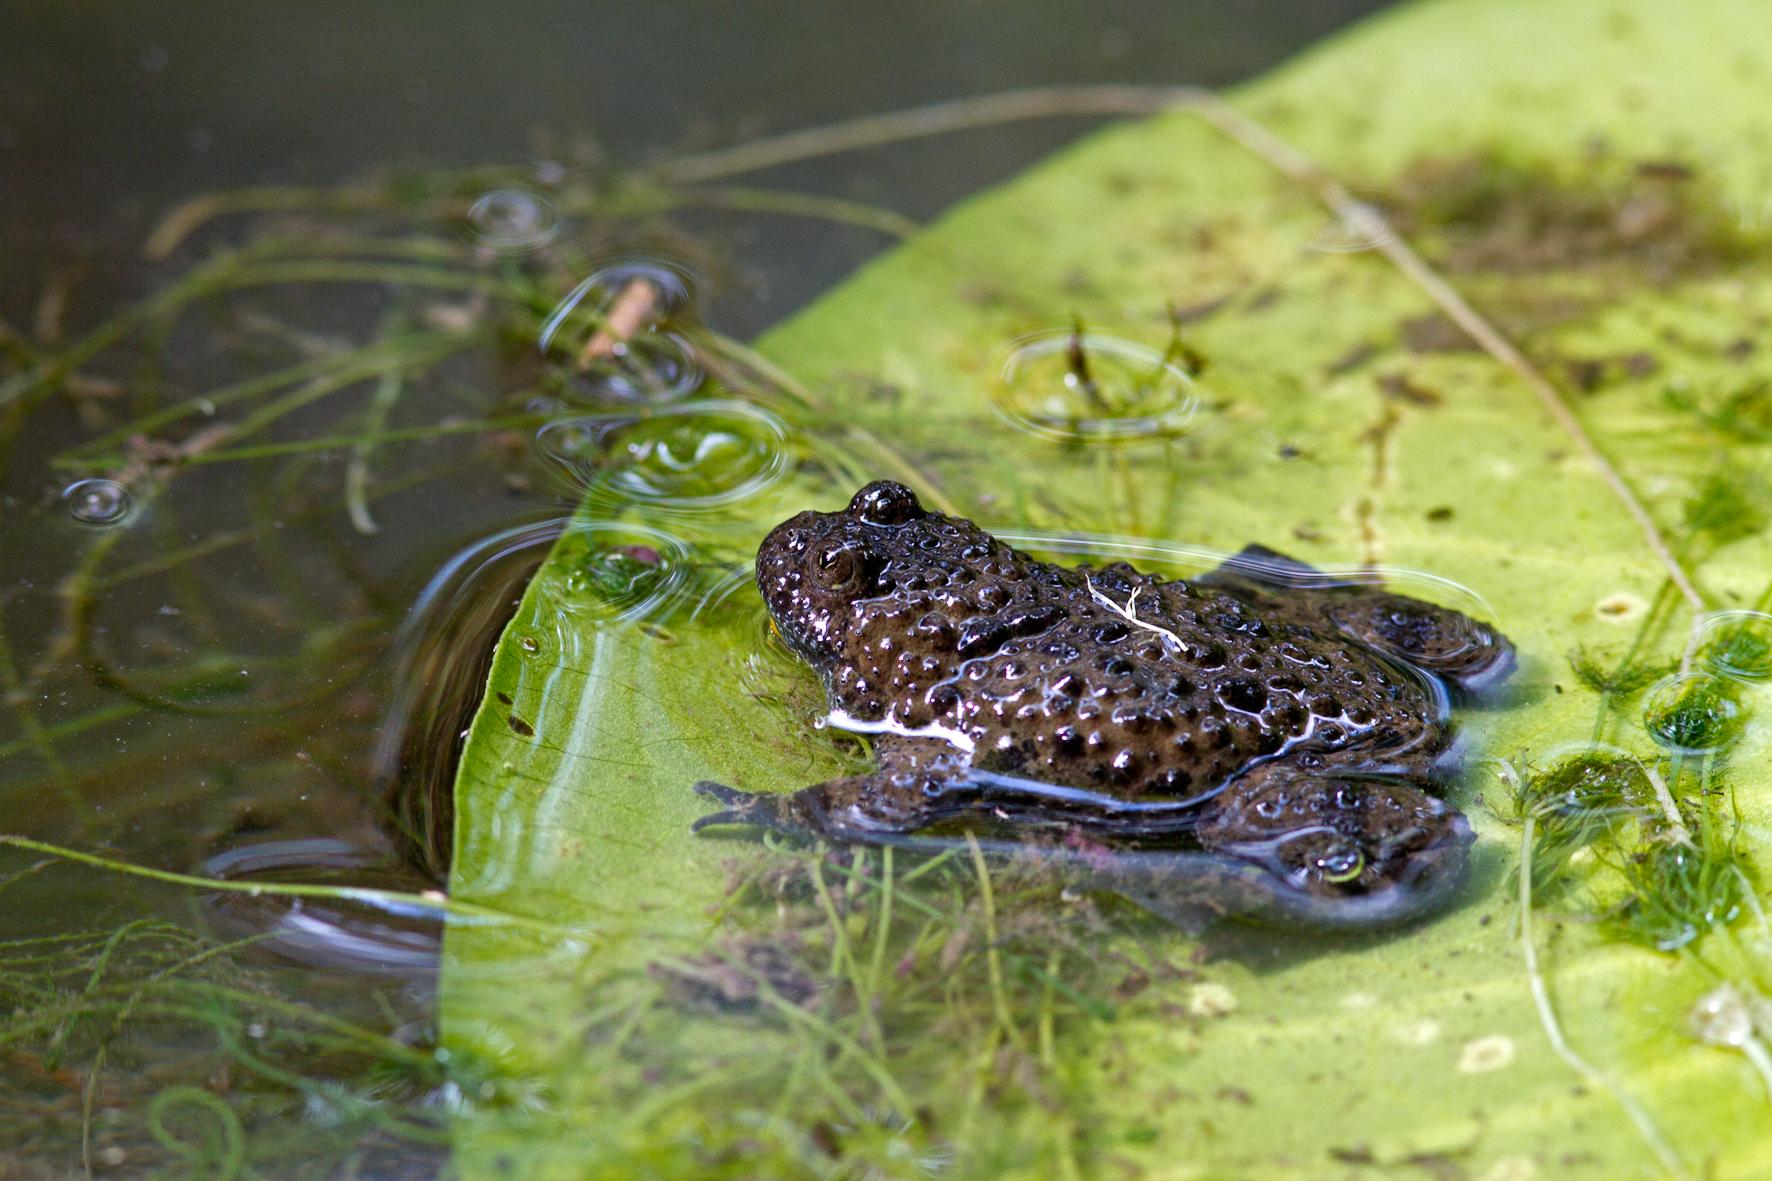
[0,3,1388,1175]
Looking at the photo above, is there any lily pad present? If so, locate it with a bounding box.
[443,0,1772,1176]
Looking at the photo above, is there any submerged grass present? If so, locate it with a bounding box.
[541,835,1174,1178]
[0,912,453,1176]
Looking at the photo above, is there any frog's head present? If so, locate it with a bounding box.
[756,481,939,666]
[1203,775,1472,898]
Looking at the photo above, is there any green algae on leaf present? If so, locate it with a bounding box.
[444,0,1772,1177]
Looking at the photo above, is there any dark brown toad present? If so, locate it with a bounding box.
[695,481,1514,898]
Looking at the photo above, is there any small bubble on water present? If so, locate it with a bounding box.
[534,419,599,470]
[557,331,704,405]
[61,478,132,525]
[1688,983,1758,1047]
[603,404,787,506]
[538,259,695,363]
[556,525,688,621]
[1698,609,1772,681]
[467,188,559,252]
[538,259,705,405]
[1642,671,1745,755]
[539,404,787,507]
[995,328,1199,445]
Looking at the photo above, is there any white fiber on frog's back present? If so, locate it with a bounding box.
[820,707,978,754]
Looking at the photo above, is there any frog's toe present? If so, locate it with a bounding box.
[692,781,816,836]
[693,780,749,806]
[691,781,764,831]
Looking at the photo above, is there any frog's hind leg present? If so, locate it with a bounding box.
[1195,761,1472,897]
[1202,544,1516,697]
[1324,590,1516,696]
[1197,544,1339,592]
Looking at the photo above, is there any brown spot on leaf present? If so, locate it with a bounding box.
[1326,341,1379,376]
[1563,357,1608,392]
[1376,372,1443,406]
[1167,295,1230,324]
[1635,159,1695,181]
[1400,312,1475,353]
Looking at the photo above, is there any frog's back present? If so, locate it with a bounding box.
[836,533,1442,803]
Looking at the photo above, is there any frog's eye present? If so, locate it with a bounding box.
[847,480,924,526]
[1315,842,1365,883]
[812,542,870,592]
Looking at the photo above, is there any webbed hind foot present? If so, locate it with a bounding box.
[692,774,930,843]
[691,781,822,837]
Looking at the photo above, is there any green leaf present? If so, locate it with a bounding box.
[442,0,1772,1176]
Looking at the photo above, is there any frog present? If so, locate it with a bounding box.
[694,480,1514,900]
